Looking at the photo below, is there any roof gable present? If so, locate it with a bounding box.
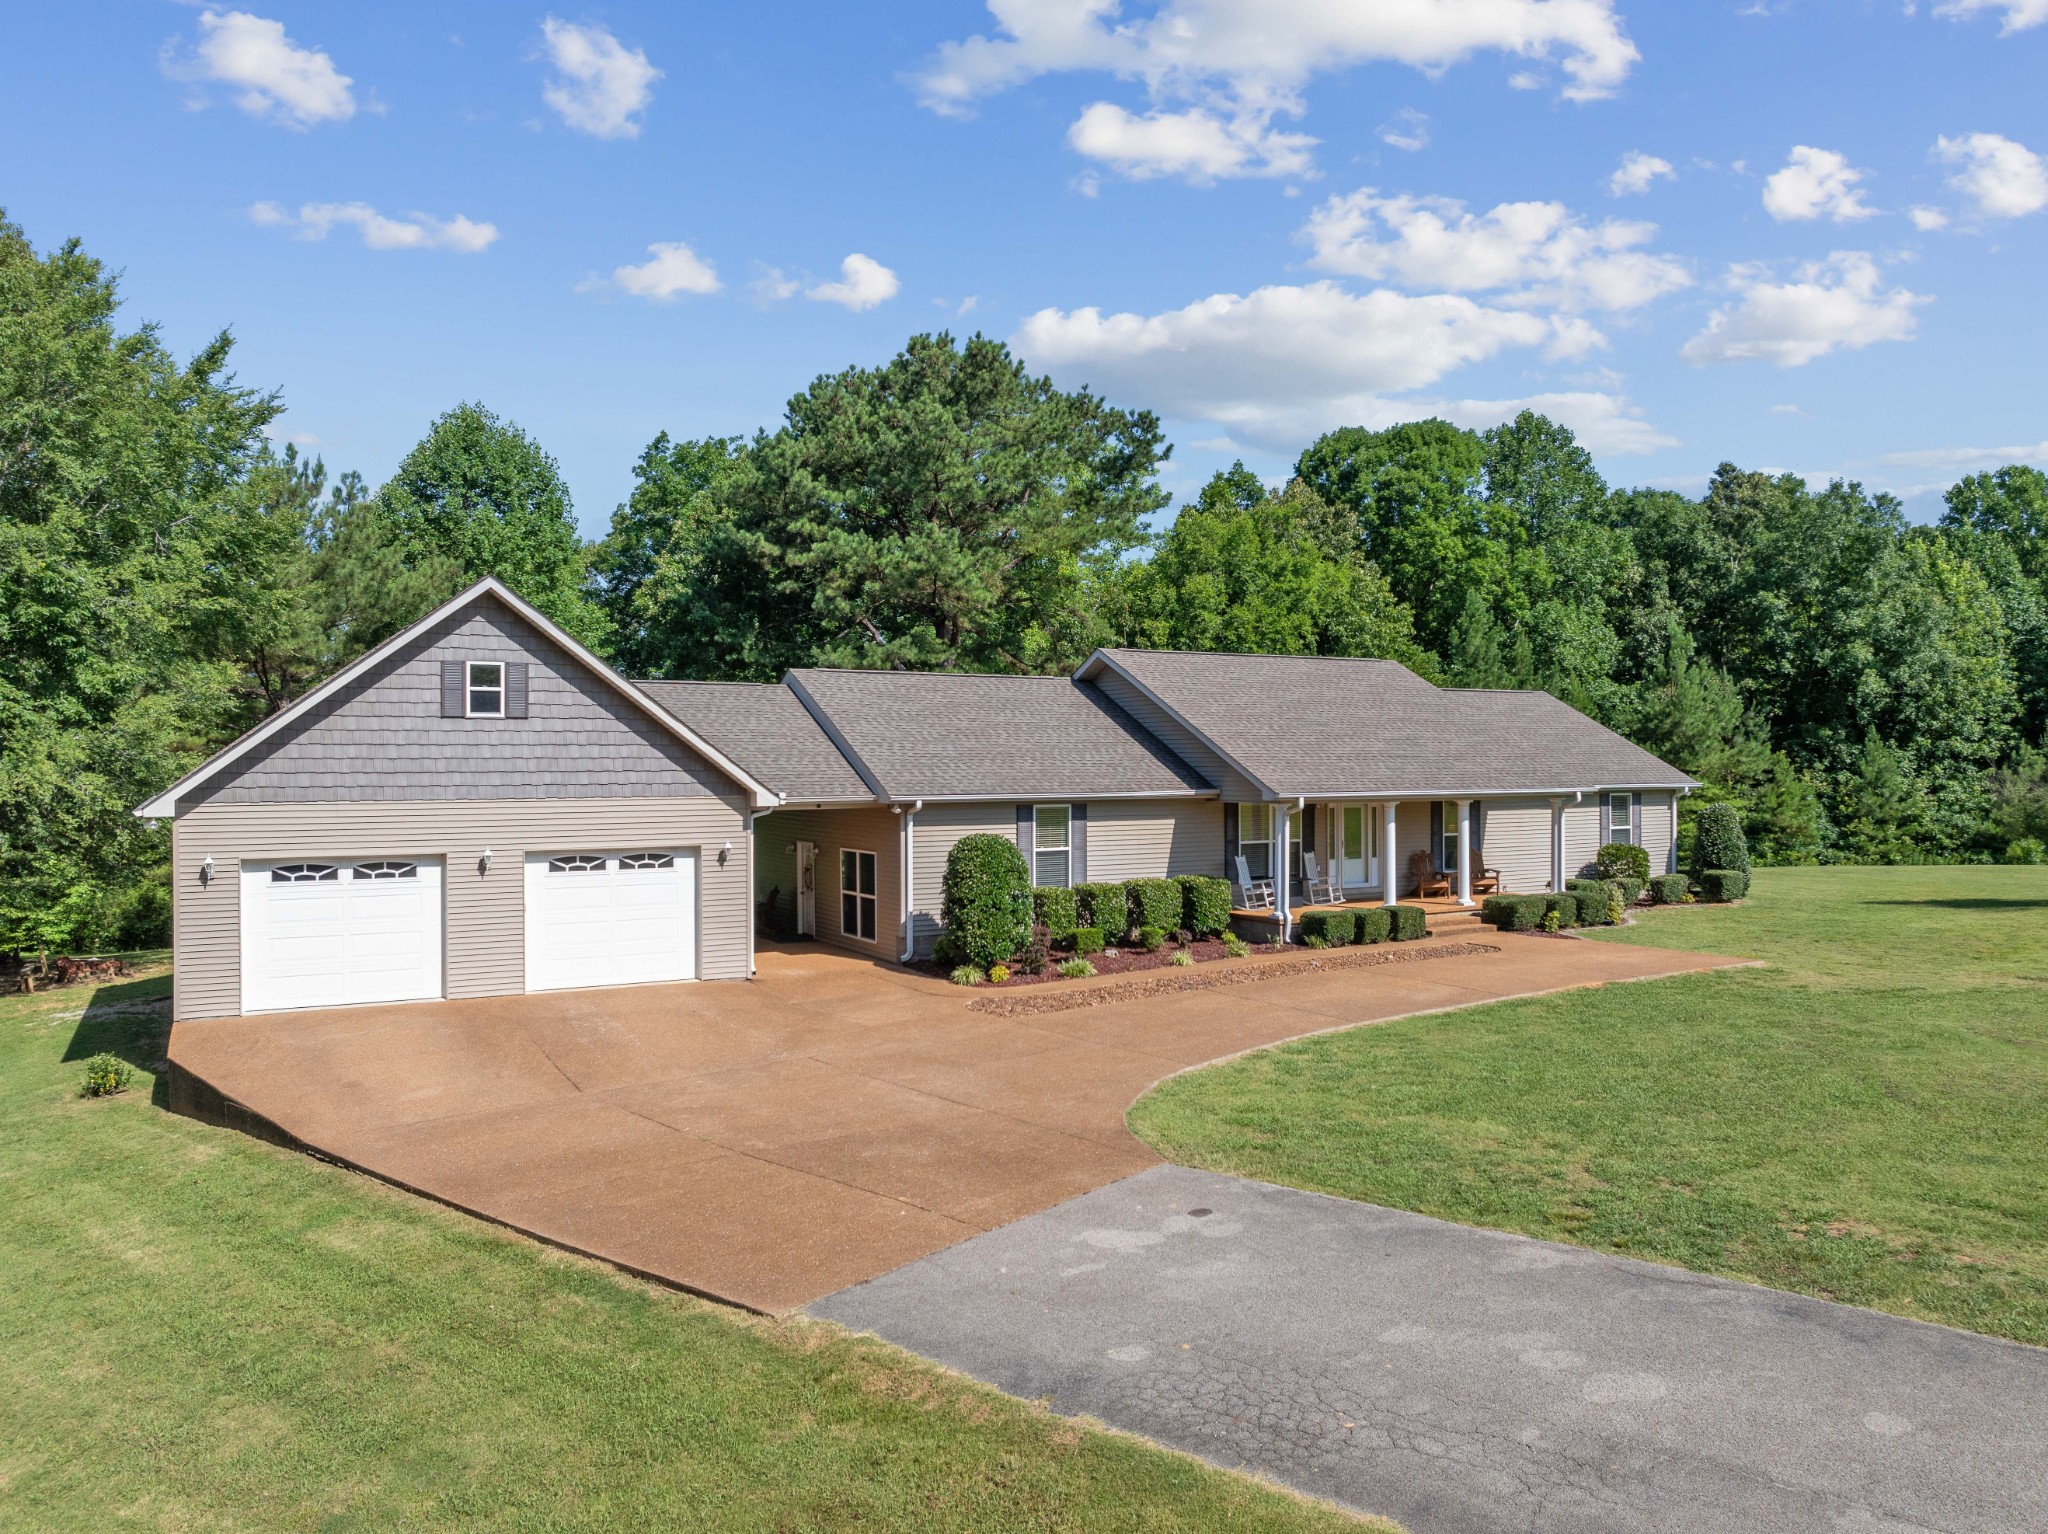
[634,680,875,805]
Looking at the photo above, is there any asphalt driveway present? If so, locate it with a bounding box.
[811,1164,2048,1534]
[170,932,1740,1313]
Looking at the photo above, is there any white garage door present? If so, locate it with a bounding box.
[241,859,445,1014]
[524,850,696,993]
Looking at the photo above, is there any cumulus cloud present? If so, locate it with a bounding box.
[1433,391,1677,454]
[1877,437,2048,472]
[1910,205,1951,231]
[582,241,720,300]
[1681,253,1925,368]
[1762,146,1875,222]
[1301,189,1691,313]
[1932,0,2048,33]
[1608,151,1674,196]
[1067,102,1314,181]
[913,0,1638,182]
[167,9,355,128]
[249,201,498,253]
[806,254,900,311]
[539,18,660,138]
[1934,131,2048,217]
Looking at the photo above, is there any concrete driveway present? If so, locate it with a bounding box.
[170,932,1740,1313]
[812,1165,2048,1534]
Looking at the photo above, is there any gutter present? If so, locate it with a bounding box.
[746,795,783,977]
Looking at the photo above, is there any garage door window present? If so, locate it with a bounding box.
[548,854,606,873]
[352,861,417,880]
[619,852,674,870]
[840,849,878,943]
[271,863,339,883]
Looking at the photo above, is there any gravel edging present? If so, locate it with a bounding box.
[965,939,1504,1017]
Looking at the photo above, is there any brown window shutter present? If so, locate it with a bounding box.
[441,660,464,717]
[506,662,529,719]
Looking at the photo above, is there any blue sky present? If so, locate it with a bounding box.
[4,2,2045,536]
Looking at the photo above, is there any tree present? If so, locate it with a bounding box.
[377,402,606,647]
[674,334,1168,677]
[1941,465,2048,584]
[1119,467,1434,670]
[1445,589,1515,689]
[588,432,743,677]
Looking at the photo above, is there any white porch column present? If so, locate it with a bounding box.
[1274,801,1293,936]
[1456,798,1474,907]
[1381,800,1400,906]
[1549,796,1566,892]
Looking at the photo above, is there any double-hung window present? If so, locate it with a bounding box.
[840,849,878,943]
[1033,805,1072,887]
[1239,803,1273,881]
[466,661,505,717]
[1438,800,1461,871]
[1609,792,1635,845]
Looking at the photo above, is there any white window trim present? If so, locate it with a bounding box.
[1240,803,1275,881]
[839,847,879,945]
[1032,803,1073,889]
[466,659,506,718]
[1611,791,1635,844]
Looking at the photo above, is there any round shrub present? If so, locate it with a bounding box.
[1032,886,1079,944]
[1072,926,1106,956]
[1136,925,1166,952]
[948,964,985,986]
[940,834,1032,969]
[1595,841,1651,885]
[1691,803,1750,875]
[1075,882,1130,936]
[1176,875,1233,936]
[2003,837,2046,865]
[80,1052,133,1098]
[987,963,1011,985]
[1129,878,1180,933]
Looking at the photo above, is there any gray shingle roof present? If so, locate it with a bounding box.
[634,680,875,803]
[784,669,1214,802]
[1081,649,1694,798]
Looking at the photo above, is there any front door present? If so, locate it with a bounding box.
[1340,805,1374,891]
[795,841,817,936]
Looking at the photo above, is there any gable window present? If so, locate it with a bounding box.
[1033,805,1072,887]
[1240,803,1273,881]
[466,661,505,717]
[1609,792,1636,845]
[840,849,878,943]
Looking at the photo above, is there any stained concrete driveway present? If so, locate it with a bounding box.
[812,1165,2048,1534]
[170,932,1740,1314]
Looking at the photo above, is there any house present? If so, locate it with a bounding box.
[137,578,1694,1020]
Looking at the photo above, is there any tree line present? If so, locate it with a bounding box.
[4,217,2044,958]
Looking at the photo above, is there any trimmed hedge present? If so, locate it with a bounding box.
[940,834,1033,968]
[1691,803,1751,874]
[1389,904,1428,941]
[1297,910,1353,947]
[1031,886,1079,945]
[1482,893,1548,932]
[1567,877,1621,926]
[1354,907,1392,944]
[1648,873,1690,904]
[1176,874,1233,936]
[1543,892,1581,928]
[1129,877,1181,934]
[1075,882,1129,935]
[1696,867,1750,902]
[1613,875,1647,905]
[1073,926,1106,955]
[1595,840,1651,884]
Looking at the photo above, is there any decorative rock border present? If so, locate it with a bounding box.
[966,939,1503,1017]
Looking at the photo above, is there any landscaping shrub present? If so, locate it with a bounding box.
[1691,803,1751,875]
[1543,893,1581,928]
[1297,910,1352,947]
[1056,957,1096,979]
[79,1053,132,1098]
[1136,925,1167,952]
[1389,904,1428,941]
[1481,894,1548,932]
[1354,907,1393,944]
[1596,841,1651,885]
[940,835,1032,969]
[986,964,1011,985]
[1568,878,1620,925]
[1169,949,1194,967]
[1016,924,1051,976]
[2003,837,2045,865]
[1696,868,1750,902]
[1031,886,1079,945]
[1613,875,1647,905]
[1129,877,1181,934]
[1223,934,1250,958]
[1075,882,1129,936]
[1073,927,1105,956]
[948,965,985,987]
[1648,873,1690,904]
[1176,874,1233,936]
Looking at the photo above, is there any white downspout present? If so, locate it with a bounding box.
[897,799,923,963]
[747,796,781,978]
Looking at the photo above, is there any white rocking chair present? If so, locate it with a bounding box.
[1233,853,1276,913]
[1302,850,1344,906]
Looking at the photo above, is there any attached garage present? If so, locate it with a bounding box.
[239,857,445,1014]
[524,849,697,992]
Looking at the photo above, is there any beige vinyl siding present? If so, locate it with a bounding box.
[1393,801,1434,897]
[1478,798,1554,893]
[1641,790,1678,875]
[1086,672,1258,800]
[755,806,903,960]
[1563,799,1603,880]
[905,803,1018,958]
[1083,799,1225,883]
[170,794,751,1020]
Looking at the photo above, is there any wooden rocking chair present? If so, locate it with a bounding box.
[1408,848,1452,899]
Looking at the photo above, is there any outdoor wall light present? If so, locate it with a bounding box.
[479,848,494,874]
[200,855,215,885]
[718,840,732,866]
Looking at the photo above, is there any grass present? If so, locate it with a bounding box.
[1131,866,2048,1346]
[0,961,1387,1532]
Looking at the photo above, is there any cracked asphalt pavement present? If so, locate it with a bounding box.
[810,1165,2048,1533]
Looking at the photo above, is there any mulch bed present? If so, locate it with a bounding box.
[965,938,1502,1016]
[911,936,1246,987]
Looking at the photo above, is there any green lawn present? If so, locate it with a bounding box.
[0,965,1383,1533]
[1132,866,2048,1346]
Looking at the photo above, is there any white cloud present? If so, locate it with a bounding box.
[1877,437,2048,472]
[806,254,900,311]
[1681,253,1926,367]
[1608,151,1674,196]
[1067,102,1314,181]
[1301,189,1690,313]
[1933,1,2048,33]
[539,18,660,139]
[1378,107,1429,153]
[249,201,498,253]
[582,241,720,300]
[1761,146,1875,222]
[1433,391,1677,454]
[914,0,1638,182]
[1770,402,1810,416]
[750,265,802,302]
[1909,205,1951,231]
[170,9,355,128]
[1933,132,2048,218]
